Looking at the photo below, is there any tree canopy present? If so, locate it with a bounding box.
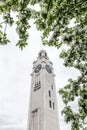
[0,0,87,129]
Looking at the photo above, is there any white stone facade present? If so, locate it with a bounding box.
[27,50,60,130]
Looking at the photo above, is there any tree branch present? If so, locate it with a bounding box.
[4,22,7,35]
[0,20,6,24]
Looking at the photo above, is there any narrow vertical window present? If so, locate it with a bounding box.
[51,85,53,90]
[53,102,55,109]
[49,101,51,108]
[49,90,51,97]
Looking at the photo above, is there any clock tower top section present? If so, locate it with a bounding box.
[37,50,49,60]
[33,50,53,65]
[32,50,53,74]
[33,50,53,72]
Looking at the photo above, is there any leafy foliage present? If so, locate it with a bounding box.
[0,0,87,129]
[0,0,31,49]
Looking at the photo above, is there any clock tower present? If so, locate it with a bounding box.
[27,50,60,130]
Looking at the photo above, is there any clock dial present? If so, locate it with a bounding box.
[46,65,52,74]
[34,64,42,73]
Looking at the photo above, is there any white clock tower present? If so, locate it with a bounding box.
[27,50,60,130]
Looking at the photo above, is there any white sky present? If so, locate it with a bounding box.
[0,18,80,130]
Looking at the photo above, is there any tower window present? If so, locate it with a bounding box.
[32,109,38,113]
[34,82,41,91]
[53,102,55,109]
[49,101,51,108]
[49,91,51,97]
[51,85,53,90]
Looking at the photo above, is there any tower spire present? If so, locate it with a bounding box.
[37,49,49,60]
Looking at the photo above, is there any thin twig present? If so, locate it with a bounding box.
[4,22,7,35]
[2,22,8,44]
[0,20,6,24]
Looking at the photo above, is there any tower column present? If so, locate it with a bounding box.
[27,50,60,130]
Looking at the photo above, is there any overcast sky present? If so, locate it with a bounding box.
[0,17,80,130]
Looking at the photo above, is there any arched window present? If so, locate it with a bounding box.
[53,102,55,109]
[49,91,51,97]
[49,101,51,108]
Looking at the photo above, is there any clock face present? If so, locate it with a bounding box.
[34,64,42,73]
[46,65,52,74]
